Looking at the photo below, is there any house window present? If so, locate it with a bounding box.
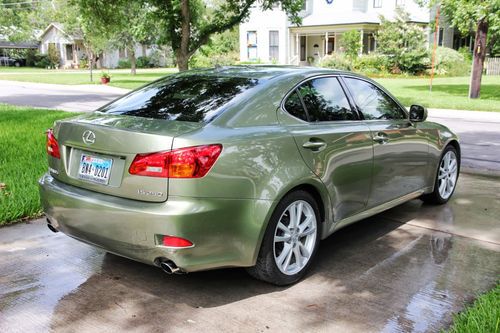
[373,0,382,8]
[65,44,73,61]
[395,0,405,7]
[438,28,444,46]
[269,31,279,61]
[247,31,258,60]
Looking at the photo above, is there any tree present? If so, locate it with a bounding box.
[76,0,159,75]
[417,0,500,98]
[340,30,361,59]
[376,9,428,74]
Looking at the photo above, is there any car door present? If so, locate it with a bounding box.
[343,76,429,208]
[279,76,374,222]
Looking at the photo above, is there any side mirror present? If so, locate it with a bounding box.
[409,105,428,122]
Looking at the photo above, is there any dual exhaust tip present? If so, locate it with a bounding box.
[46,218,59,233]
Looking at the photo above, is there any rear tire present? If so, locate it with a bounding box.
[421,145,459,205]
[247,190,321,285]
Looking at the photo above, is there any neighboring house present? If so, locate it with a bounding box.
[239,0,464,65]
[39,23,154,69]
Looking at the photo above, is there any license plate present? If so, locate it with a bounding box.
[78,154,113,185]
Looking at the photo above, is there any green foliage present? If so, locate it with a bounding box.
[47,44,61,69]
[100,71,110,79]
[34,54,51,68]
[189,28,239,68]
[457,46,473,62]
[354,54,390,74]
[117,58,131,69]
[432,47,470,76]
[136,56,152,68]
[376,8,429,74]
[341,30,361,59]
[320,53,354,71]
[443,283,499,333]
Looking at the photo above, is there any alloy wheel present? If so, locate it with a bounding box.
[438,151,458,200]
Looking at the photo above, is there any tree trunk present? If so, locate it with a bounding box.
[128,47,137,75]
[469,19,488,99]
[177,0,191,71]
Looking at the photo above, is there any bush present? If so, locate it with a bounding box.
[136,56,152,68]
[117,58,131,68]
[190,51,239,68]
[320,53,354,71]
[398,49,429,74]
[432,47,469,76]
[341,30,361,59]
[47,44,60,69]
[354,54,390,74]
[34,54,51,68]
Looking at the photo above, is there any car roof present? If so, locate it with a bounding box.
[178,65,356,81]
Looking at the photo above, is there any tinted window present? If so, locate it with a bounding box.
[297,77,356,122]
[99,76,259,122]
[284,91,308,121]
[344,78,406,120]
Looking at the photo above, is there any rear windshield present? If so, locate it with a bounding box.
[98,75,259,122]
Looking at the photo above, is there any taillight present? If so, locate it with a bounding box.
[46,129,60,159]
[129,144,222,178]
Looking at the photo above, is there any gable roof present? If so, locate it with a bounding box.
[39,22,83,41]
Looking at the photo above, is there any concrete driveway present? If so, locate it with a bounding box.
[0,173,499,333]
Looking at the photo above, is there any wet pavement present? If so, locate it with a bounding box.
[0,173,499,333]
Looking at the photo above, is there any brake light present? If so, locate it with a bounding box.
[129,144,222,178]
[162,235,193,248]
[46,129,60,159]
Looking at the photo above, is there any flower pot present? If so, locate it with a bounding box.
[101,77,110,84]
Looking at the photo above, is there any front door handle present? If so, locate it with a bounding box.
[302,140,327,150]
[373,133,389,144]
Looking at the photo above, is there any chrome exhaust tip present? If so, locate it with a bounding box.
[159,259,182,275]
[46,218,59,233]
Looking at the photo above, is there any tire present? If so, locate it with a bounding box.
[247,190,321,285]
[421,145,460,205]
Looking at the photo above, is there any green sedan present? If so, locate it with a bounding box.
[39,66,460,285]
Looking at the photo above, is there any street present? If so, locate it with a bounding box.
[0,173,498,332]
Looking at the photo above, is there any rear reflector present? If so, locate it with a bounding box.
[129,144,222,178]
[46,129,60,159]
[162,235,193,248]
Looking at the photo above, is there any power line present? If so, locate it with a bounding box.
[0,1,48,6]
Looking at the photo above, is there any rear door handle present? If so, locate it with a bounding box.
[373,133,389,144]
[302,140,327,150]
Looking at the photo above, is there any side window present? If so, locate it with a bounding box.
[344,77,406,120]
[297,77,356,122]
[284,91,308,121]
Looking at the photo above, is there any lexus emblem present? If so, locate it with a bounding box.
[82,130,96,145]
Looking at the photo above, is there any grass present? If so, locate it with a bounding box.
[0,104,78,225]
[444,283,500,333]
[375,76,500,112]
[0,67,177,89]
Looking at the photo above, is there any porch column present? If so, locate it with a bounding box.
[359,29,364,55]
[295,33,299,56]
[325,32,328,57]
[334,32,338,52]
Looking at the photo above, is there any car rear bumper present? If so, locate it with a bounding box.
[39,173,273,272]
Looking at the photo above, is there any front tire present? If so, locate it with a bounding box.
[421,145,459,205]
[247,190,321,285]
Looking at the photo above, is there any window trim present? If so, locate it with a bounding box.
[280,74,362,123]
[373,0,382,8]
[341,75,409,121]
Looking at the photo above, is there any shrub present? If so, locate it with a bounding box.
[341,30,361,59]
[117,58,131,68]
[457,46,473,62]
[320,53,354,71]
[354,54,390,74]
[398,49,430,74]
[136,56,152,68]
[47,44,60,69]
[431,47,469,76]
[34,54,51,68]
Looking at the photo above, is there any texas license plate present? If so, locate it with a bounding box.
[78,154,113,185]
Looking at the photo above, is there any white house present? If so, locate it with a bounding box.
[240,0,462,65]
[39,23,155,69]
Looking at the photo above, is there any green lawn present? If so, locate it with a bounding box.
[444,283,499,333]
[0,105,78,225]
[0,67,177,89]
[375,76,500,112]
